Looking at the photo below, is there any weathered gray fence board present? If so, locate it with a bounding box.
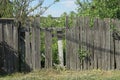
[100,20,105,70]
[13,25,19,71]
[99,20,102,69]
[110,20,115,70]
[76,18,80,70]
[73,26,77,70]
[93,18,98,69]
[0,23,2,42]
[45,30,52,68]
[105,19,111,70]
[115,20,120,70]
[83,17,87,70]
[31,27,36,70]
[69,27,77,70]
[35,27,41,69]
[80,17,84,70]
[3,23,9,72]
[25,28,31,71]
[90,26,94,69]
[69,28,73,69]
[85,17,90,70]
[66,28,70,69]
[0,23,3,70]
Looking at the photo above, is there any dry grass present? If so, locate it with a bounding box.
[0,69,120,80]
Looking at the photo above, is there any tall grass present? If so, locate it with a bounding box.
[0,69,120,80]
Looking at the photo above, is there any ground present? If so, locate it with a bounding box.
[0,69,120,80]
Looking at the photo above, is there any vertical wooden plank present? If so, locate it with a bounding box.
[3,22,9,73]
[97,19,103,70]
[25,27,31,71]
[13,25,19,72]
[110,19,115,70]
[29,27,32,70]
[45,29,52,68]
[87,18,95,70]
[0,23,2,41]
[70,26,77,70]
[66,28,70,69]
[4,21,13,73]
[104,19,111,70]
[100,20,105,70]
[69,28,73,69]
[114,19,120,70]
[35,27,41,69]
[82,17,88,70]
[76,17,80,70]
[93,18,98,69]
[74,18,78,70]
[0,23,3,70]
[31,27,36,70]
[9,22,14,73]
[104,20,108,70]
[65,16,70,69]
[85,17,90,70]
[80,17,84,70]
[89,26,94,69]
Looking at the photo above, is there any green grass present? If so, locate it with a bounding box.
[1,69,120,80]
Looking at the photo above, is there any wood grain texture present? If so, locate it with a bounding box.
[45,30,52,68]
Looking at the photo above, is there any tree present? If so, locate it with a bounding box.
[0,0,59,25]
[11,0,59,25]
[69,11,76,27]
[76,0,120,19]
[0,0,13,18]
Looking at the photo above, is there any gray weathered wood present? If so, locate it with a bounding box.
[65,16,70,69]
[93,18,99,69]
[45,30,52,68]
[76,17,80,70]
[114,19,120,70]
[66,28,70,69]
[31,27,36,70]
[79,17,84,70]
[104,19,111,70]
[35,27,41,69]
[110,19,115,70]
[25,27,31,71]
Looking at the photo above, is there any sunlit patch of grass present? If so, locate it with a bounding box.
[1,69,120,80]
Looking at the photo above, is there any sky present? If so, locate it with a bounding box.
[32,0,77,17]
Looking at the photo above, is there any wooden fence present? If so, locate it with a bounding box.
[1,17,120,73]
[18,23,41,72]
[66,17,120,70]
[0,19,54,73]
[0,19,18,73]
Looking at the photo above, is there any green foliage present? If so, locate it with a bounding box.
[77,48,88,60]
[52,37,59,64]
[89,17,94,27]
[40,11,76,67]
[0,0,59,25]
[76,0,120,19]
[110,24,117,32]
[68,11,77,27]
[0,0,13,18]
